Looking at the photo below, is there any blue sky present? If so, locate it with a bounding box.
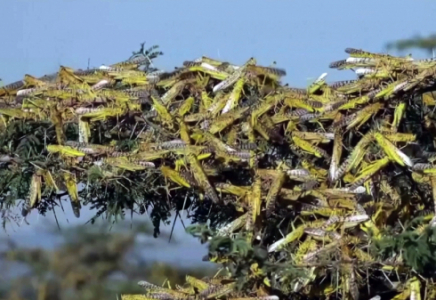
[2,0,436,87]
[1,0,436,264]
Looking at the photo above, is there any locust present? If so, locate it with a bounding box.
[4,45,436,300]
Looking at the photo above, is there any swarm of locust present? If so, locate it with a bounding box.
[4,47,436,299]
[121,274,281,300]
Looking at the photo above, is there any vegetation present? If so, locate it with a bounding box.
[386,33,436,54]
[0,220,215,300]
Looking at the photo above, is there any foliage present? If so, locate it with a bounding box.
[0,220,215,300]
[372,216,436,274]
[386,33,436,54]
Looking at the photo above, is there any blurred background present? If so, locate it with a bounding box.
[1,0,436,299]
[0,212,217,299]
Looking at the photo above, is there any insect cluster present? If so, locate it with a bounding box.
[122,276,280,300]
[3,47,436,299]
